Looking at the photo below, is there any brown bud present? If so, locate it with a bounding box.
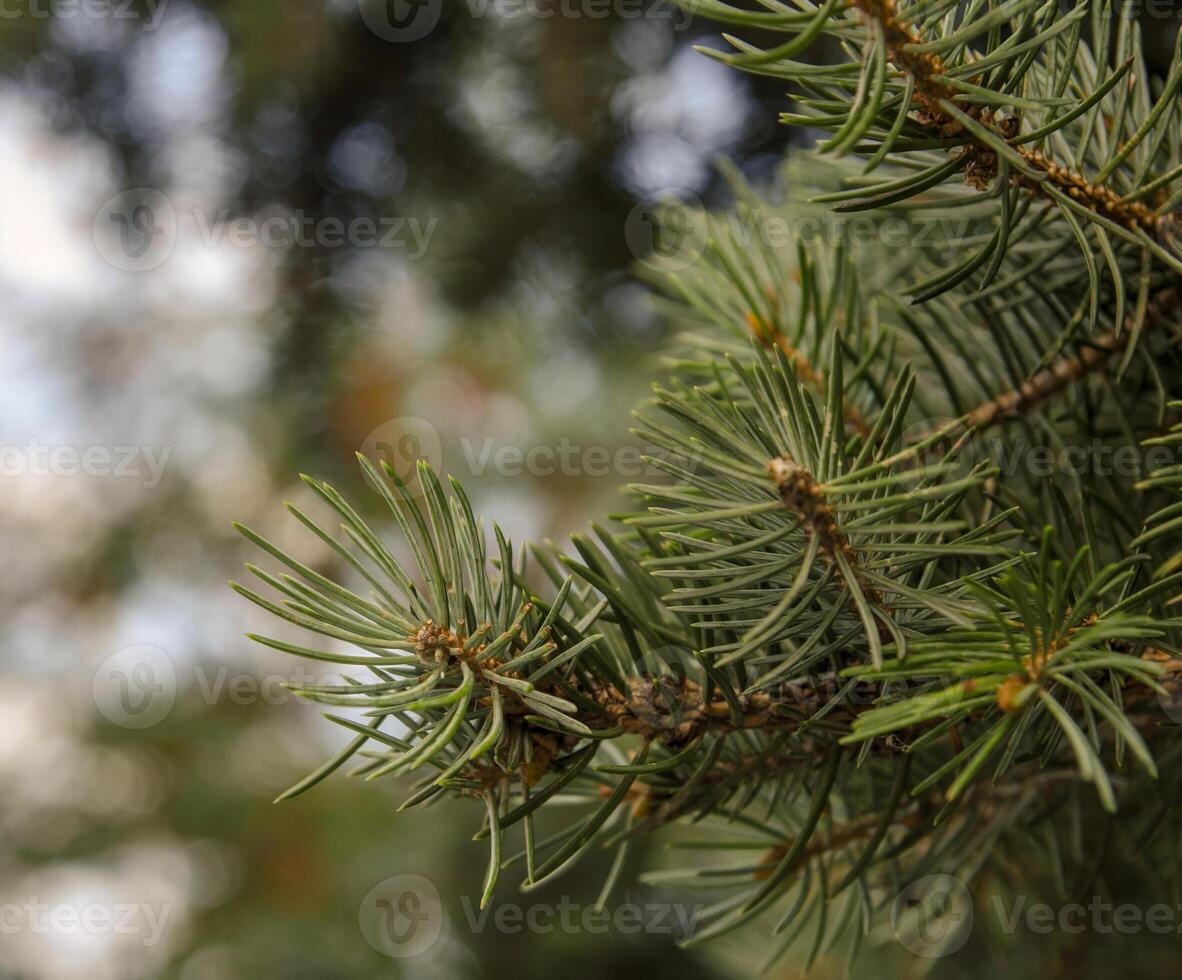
[996,675,1029,714]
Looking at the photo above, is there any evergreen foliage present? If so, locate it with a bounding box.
[234,1,1182,967]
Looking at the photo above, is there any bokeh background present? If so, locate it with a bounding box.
[0,2,799,977]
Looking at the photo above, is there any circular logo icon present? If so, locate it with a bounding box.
[92,188,177,272]
[359,874,444,959]
[93,644,177,729]
[358,0,442,42]
[891,873,973,958]
[624,189,708,273]
[360,416,442,500]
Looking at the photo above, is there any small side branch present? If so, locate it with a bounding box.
[848,0,1160,235]
[769,456,884,609]
[747,311,872,438]
[966,286,1182,430]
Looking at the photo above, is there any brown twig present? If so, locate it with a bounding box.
[768,456,887,612]
[746,311,873,438]
[415,596,1178,800]
[965,285,1182,430]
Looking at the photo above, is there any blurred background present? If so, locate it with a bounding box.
[0,2,800,977]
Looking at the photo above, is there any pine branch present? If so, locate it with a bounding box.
[746,309,874,436]
[684,0,1182,314]
[232,3,1182,960]
[768,455,886,609]
[961,283,1182,430]
[850,0,1157,231]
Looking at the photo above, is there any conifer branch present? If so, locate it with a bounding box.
[768,455,885,609]
[234,4,1182,960]
[962,284,1182,430]
[746,310,873,436]
[849,0,1159,233]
